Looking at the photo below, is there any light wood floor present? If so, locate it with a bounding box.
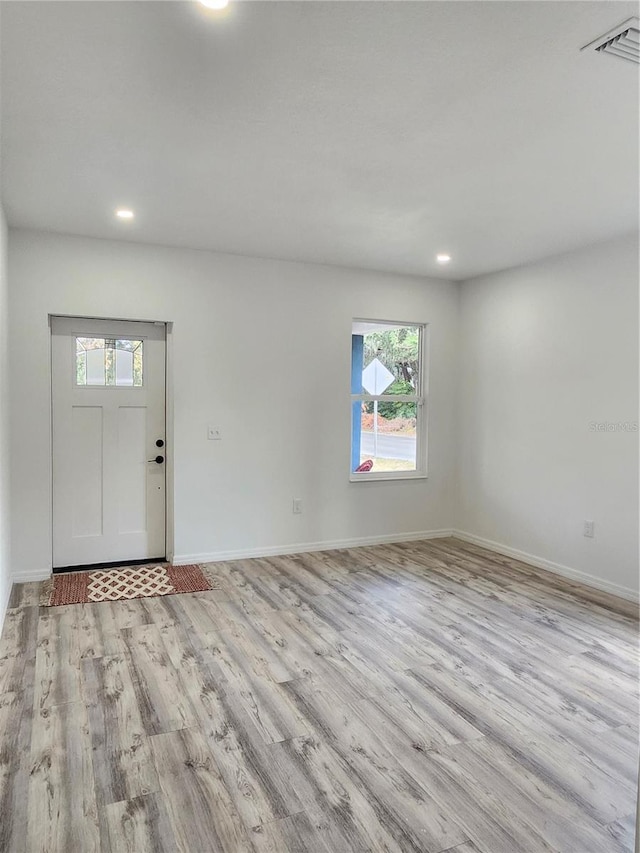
[0,538,638,853]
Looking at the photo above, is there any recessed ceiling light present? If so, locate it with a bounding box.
[436,253,451,264]
[115,209,134,220]
[199,0,229,9]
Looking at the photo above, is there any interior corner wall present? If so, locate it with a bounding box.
[7,229,459,579]
[455,233,640,600]
[0,206,11,627]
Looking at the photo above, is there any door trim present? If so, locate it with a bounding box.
[49,314,174,569]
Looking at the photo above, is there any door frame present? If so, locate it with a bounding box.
[48,313,175,568]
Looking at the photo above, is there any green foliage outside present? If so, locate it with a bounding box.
[362,326,419,420]
[363,326,419,386]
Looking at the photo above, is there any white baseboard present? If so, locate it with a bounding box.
[452,529,639,604]
[173,528,454,566]
[11,568,51,584]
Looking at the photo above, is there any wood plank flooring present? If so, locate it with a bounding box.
[0,537,638,853]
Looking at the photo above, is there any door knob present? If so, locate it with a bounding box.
[147,455,164,464]
[156,439,164,448]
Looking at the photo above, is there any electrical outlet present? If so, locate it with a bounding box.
[292,498,303,514]
[207,426,221,441]
[583,520,594,538]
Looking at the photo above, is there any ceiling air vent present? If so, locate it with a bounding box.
[582,17,640,64]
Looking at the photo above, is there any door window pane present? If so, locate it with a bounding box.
[115,348,133,385]
[85,345,106,385]
[76,338,143,386]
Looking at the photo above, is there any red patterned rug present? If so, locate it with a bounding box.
[41,564,214,607]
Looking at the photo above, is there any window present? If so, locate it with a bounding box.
[76,337,143,387]
[351,320,426,480]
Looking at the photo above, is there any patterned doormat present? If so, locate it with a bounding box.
[41,563,214,607]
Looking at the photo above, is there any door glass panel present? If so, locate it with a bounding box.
[76,338,143,387]
[115,348,134,386]
[85,345,106,385]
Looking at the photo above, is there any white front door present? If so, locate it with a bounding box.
[51,317,166,569]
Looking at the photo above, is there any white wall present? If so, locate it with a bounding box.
[7,227,638,602]
[0,207,11,626]
[456,233,639,600]
[8,229,459,579]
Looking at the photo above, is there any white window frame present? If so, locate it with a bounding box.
[350,319,429,483]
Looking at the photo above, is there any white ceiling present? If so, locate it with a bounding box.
[1,1,638,281]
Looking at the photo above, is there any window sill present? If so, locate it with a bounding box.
[349,471,428,483]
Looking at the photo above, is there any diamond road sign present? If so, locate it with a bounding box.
[362,357,395,395]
